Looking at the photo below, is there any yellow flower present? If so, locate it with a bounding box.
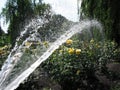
[43,41,49,47]
[0,50,5,55]
[90,39,94,43]
[66,39,73,45]
[59,50,63,53]
[3,45,8,49]
[68,48,74,54]
[76,70,80,75]
[95,44,100,48]
[111,41,115,46]
[75,49,81,54]
[25,42,32,46]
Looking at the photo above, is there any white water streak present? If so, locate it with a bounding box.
[3,20,101,90]
[0,17,48,88]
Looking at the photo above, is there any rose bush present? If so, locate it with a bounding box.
[42,38,120,90]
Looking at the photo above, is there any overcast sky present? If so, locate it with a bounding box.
[0,0,8,33]
[43,0,79,22]
[0,0,6,13]
[0,0,80,32]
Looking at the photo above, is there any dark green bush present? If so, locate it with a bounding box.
[42,37,120,90]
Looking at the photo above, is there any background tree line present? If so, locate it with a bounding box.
[0,0,51,67]
[80,0,120,46]
[1,0,120,47]
[0,0,51,47]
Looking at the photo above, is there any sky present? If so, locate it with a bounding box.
[0,0,80,33]
[43,0,79,22]
[0,0,6,13]
[0,0,8,33]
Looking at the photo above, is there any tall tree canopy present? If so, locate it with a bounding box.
[81,0,120,45]
[1,0,51,46]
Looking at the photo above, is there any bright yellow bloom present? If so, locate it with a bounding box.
[111,41,115,46]
[3,45,8,49]
[95,44,100,48]
[43,41,49,47]
[66,39,73,45]
[0,50,5,55]
[68,48,74,54]
[90,39,94,43]
[25,42,32,46]
[59,50,63,53]
[76,70,80,75]
[75,49,81,54]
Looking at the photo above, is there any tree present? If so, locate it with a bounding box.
[81,0,120,45]
[1,0,33,46]
[0,26,3,36]
[1,0,51,46]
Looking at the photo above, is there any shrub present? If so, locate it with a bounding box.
[42,38,120,90]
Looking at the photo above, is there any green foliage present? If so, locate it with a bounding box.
[111,83,120,90]
[0,34,10,46]
[1,0,33,45]
[0,0,52,69]
[1,0,52,46]
[81,0,112,38]
[38,14,73,41]
[0,44,11,68]
[81,0,120,45]
[34,3,51,17]
[0,28,11,68]
[42,36,120,90]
